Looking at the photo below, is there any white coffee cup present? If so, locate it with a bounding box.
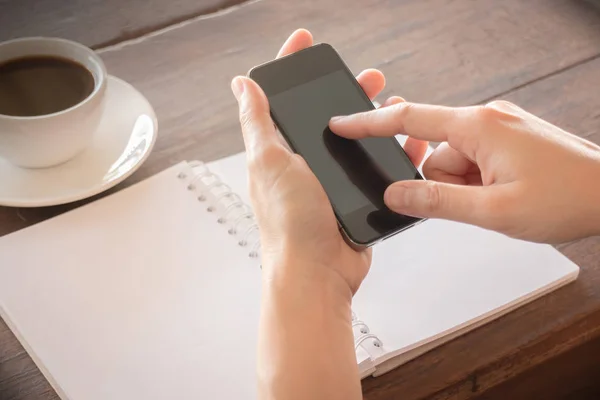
[0,37,107,168]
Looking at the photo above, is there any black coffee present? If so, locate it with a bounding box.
[0,56,95,117]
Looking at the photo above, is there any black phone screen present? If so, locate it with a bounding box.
[251,44,422,245]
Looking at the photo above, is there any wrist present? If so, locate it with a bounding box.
[257,257,359,400]
[262,254,354,307]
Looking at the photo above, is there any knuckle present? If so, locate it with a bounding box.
[478,104,503,123]
[383,96,405,107]
[393,101,412,118]
[389,102,411,131]
[360,108,376,122]
[423,181,443,213]
[352,111,376,136]
[480,100,523,124]
[485,100,516,110]
[239,108,254,132]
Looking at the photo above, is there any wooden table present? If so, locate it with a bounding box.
[1,1,600,399]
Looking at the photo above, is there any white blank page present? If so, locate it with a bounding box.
[0,163,262,400]
[352,219,579,365]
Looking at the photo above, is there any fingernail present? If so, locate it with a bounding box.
[231,77,245,101]
[329,116,345,123]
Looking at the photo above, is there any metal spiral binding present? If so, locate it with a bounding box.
[178,161,261,259]
[352,311,383,353]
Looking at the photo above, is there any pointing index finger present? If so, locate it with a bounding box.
[329,102,480,149]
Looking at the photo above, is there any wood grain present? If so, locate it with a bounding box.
[0,0,247,49]
[1,0,600,399]
[472,335,600,400]
[3,0,600,236]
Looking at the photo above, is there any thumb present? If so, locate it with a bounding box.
[384,180,492,226]
[231,76,281,160]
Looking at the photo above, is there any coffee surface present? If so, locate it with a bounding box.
[0,56,95,117]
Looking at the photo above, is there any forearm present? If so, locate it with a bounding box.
[258,259,362,400]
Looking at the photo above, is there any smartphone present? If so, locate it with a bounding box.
[249,43,424,248]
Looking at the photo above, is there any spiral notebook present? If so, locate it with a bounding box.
[0,151,579,399]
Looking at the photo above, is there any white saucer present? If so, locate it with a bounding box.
[0,76,157,207]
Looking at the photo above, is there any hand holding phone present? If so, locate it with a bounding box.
[231,31,429,400]
[249,43,426,247]
[231,31,428,290]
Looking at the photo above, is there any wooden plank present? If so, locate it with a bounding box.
[3,0,600,237]
[0,0,247,48]
[471,335,600,400]
[1,0,600,399]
